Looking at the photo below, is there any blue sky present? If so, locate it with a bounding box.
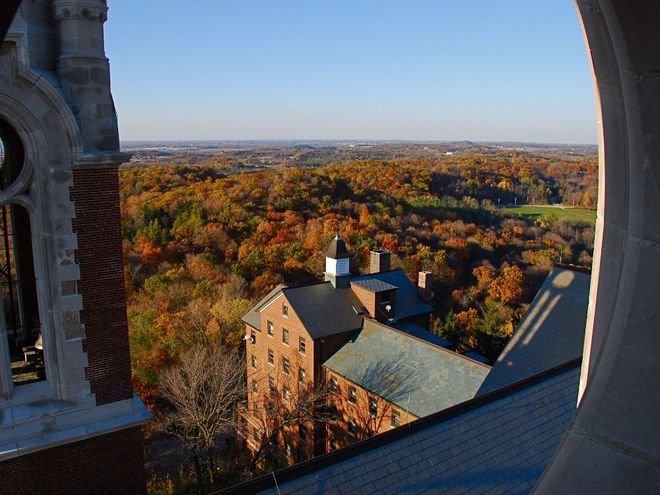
[105,1,596,144]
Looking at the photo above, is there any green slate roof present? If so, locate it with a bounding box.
[323,319,490,417]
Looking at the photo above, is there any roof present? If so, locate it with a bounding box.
[221,359,581,495]
[323,319,490,417]
[477,267,590,396]
[350,278,398,293]
[350,269,432,321]
[392,320,453,348]
[241,283,288,331]
[282,282,364,339]
[325,235,350,259]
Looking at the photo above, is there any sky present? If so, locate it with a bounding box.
[105,1,597,144]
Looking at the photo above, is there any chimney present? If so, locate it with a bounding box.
[370,250,390,274]
[418,271,433,301]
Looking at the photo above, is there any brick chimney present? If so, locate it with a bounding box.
[418,271,433,301]
[370,250,390,274]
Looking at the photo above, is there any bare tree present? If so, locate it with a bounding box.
[241,356,332,472]
[158,344,246,494]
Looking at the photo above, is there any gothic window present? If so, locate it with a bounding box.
[0,119,45,397]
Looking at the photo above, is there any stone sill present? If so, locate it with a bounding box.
[0,394,151,461]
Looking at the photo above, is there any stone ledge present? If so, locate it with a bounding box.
[73,152,131,169]
[0,394,150,461]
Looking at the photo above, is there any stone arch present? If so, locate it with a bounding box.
[536,1,660,492]
[0,41,88,402]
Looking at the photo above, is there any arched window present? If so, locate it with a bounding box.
[0,118,44,397]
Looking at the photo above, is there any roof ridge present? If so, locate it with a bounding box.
[362,319,491,368]
[217,357,582,495]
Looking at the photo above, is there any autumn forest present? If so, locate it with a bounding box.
[121,150,597,412]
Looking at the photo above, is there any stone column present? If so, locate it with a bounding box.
[52,0,120,154]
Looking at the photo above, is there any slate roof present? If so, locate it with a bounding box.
[281,282,364,339]
[221,359,581,495]
[241,283,288,331]
[350,269,433,321]
[392,320,453,349]
[477,267,590,396]
[350,278,398,293]
[325,235,351,259]
[323,319,490,417]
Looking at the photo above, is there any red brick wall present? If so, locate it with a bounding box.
[0,427,146,495]
[70,166,133,405]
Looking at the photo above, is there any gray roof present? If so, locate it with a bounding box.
[392,320,453,348]
[477,267,590,396]
[325,235,350,259]
[323,319,490,417]
[282,283,364,339]
[242,283,288,331]
[350,278,398,293]
[350,269,433,321]
[223,361,581,495]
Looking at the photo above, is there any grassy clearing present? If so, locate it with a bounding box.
[499,205,596,223]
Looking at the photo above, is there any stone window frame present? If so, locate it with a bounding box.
[0,100,85,405]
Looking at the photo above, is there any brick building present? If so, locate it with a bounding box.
[241,236,490,464]
[0,3,149,494]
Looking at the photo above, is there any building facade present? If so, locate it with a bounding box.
[0,2,149,494]
[241,237,489,464]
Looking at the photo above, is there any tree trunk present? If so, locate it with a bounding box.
[191,446,206,495]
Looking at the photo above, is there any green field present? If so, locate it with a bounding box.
[499,205,596,223]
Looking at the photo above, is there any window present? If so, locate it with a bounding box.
[283,386,291,402]
[369,397,378,417]
[391,409,401,428]
[251,355,257,369]
[268,375,276,394]
[347,419,357,436]
[252,380,258,393]
[298,367,306,383]
[299,424,307,442]
[268,348,274,365]
[282,357,290,375]
[282,327,289,345]
[330,376,339,392]
[267,320,274,336]
[329,436,339,451]
[282,303,288,317]
[348,386,357,404]
[285,441,292,458]
[250,330,256,345]
[298,336,306,354]
[0,123,45,394]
